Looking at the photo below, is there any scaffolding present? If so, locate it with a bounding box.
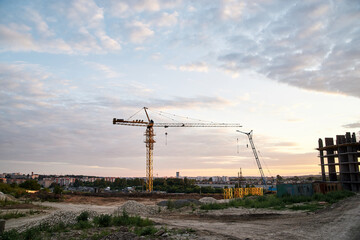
[317,132,360,192]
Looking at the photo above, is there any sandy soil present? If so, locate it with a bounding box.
[153,194,360,240]
[3,193,360,240]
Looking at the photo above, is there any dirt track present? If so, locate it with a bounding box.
[152,194,360,240]
[4,193,360,240]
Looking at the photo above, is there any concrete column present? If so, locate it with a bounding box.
[325,138,337,181]
[318,138,326,181]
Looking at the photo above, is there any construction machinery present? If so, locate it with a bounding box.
[236,130,267,188]
[113,107,242,192]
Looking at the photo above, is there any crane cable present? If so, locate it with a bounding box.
[149,108,214,123]
[126,108,144,121]
[257,150,273,177]
[147,109,182,123]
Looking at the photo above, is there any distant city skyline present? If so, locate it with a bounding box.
[1,1,359,178]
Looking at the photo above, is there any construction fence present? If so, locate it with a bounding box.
[224,187,263,199]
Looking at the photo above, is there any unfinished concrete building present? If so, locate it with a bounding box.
[317,132,360,192]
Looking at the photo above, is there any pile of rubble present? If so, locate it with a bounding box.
[116,200,157,216]
[199,197,218,204]
[0,192,16,201]
[16,210,98,232]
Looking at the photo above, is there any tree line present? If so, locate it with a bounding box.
[73,177,223,194]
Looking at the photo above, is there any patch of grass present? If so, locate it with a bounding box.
[0,199,19,207]
[200,190,355,211]
[112,210,153,227]
[0,229,22,240]
[134,225,157,236]
[94,214,112,227]
[289,203,323,211]
[90,230,110,240]
[0,211,26,220]
[73,220,93,230]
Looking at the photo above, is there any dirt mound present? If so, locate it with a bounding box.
[16,210,98,232]
[199,197,217,204]
[117,200,155,216]
[0,192,16,201]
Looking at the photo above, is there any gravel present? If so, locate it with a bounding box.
[199,197,218,204]
[116,200,157,216]
[15,210,98,232]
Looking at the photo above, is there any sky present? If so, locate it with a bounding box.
[0,0,359,178]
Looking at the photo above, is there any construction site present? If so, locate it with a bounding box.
[1,108,359,240]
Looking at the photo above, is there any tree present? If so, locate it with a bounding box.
[276,175,283,183]
[73,179,83,187]
[53,185,63,195]
[19,180,41,190]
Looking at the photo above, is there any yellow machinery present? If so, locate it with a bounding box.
[224,188,233,199]
[113,107,242,192]
[227,187,263,199]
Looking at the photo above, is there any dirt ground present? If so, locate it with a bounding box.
[3,193,360,240]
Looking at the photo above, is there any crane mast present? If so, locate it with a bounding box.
[114,107,242,192]
[237,130,267,188]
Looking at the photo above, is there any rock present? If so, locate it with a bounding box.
[155,229,166,236]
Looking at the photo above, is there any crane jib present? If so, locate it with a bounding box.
[113,118,242,128]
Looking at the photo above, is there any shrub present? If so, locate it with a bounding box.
[74,220,93,230]
[0,229,21,240]
[94,214,112,227]
[166,200,175,210]
[76,211,90,222]
[200,202,227,210]
[134,226,157,236]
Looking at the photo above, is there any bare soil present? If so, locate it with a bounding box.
[3,193,360,240]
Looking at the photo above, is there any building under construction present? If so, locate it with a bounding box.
[317,132,360,192]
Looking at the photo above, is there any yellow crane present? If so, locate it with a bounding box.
[113,107,242,192]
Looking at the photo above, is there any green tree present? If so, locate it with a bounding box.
[19,180,41,190]
[53,185,63,195]
[73,179,84,187]
[276,175,283,183]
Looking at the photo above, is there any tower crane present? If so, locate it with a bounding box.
[236,130,267,188]
[113,107,242,192]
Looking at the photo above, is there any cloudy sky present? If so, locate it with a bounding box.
[0,0,359,178]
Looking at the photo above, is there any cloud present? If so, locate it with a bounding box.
[0,24,38,52]
[26,9,55,38]
[152,11,179,27]
[127,21,154,43]
[343,122,360,129]
[84,62,121,79]
[220,0,246,20]
[216,1,360,98]
[66,0,104,29]
[179,62,209,72]
[273,142,298,147]
[0,1,121,54]
[107,0,182,17]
